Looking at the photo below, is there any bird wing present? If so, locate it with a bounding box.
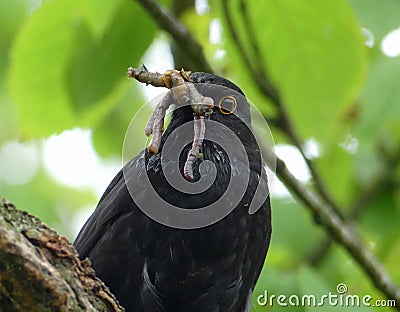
[73,166,129,259]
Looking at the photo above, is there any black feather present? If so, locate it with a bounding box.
[74,73,271,312]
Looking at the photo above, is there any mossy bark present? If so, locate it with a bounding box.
[0,199,124,312]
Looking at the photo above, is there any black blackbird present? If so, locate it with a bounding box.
[74,72,272,312]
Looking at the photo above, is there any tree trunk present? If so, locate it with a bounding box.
[0,198,124,312]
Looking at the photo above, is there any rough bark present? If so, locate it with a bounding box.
[0,198,124,312]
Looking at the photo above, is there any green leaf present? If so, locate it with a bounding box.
[318,243,384,307]
[385,237,400,285]
[253,268,304,312]
[0,91,19,144]
[349,0,400,42]
[0,0,30,79]
[0,1,30,41]
[297,266,329,311]
[351,56,400,188]
[207,2,280,125]
[66,1,157,123]
[0,1,32,143]
[355,56,400,143]
[221,0,367,143]
[9,0,157,138]
[10,0,78,137]
[81,0,122,39]
[270,198,324,263]
[92,83,149,157]
[353,144,383,188]
[358,189,400,258]
[180,10,214,56]
[315,144,355,206]
[0,169,96,239]
[298,266,357,312]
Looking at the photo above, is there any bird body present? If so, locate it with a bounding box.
[74,72,271,312]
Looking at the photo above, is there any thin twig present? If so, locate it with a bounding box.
[260,142,400,308]
[129,66,214,116]
[309,145,400,265]
[221,0,342,217]
[350,144,400,219]
[127,66,168,87]
[221,0,279,104]
[239,0,264,72]
[282,115,344,218]
[134,0,213,73]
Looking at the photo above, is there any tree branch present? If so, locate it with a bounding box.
[221,0,342,217]
[129,0,400,307]
[134,0,213,73]
[260,144,400,309]
[0,199,124,312]
[170,0,197,70]
[308,144,400,266]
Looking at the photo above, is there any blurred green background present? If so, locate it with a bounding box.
[1,0,400,311]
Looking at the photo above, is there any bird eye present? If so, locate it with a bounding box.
[218,95,237,115]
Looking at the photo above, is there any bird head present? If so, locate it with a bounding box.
[124,67,268,227]
[154,72,260,184]
[165,72,253,137]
